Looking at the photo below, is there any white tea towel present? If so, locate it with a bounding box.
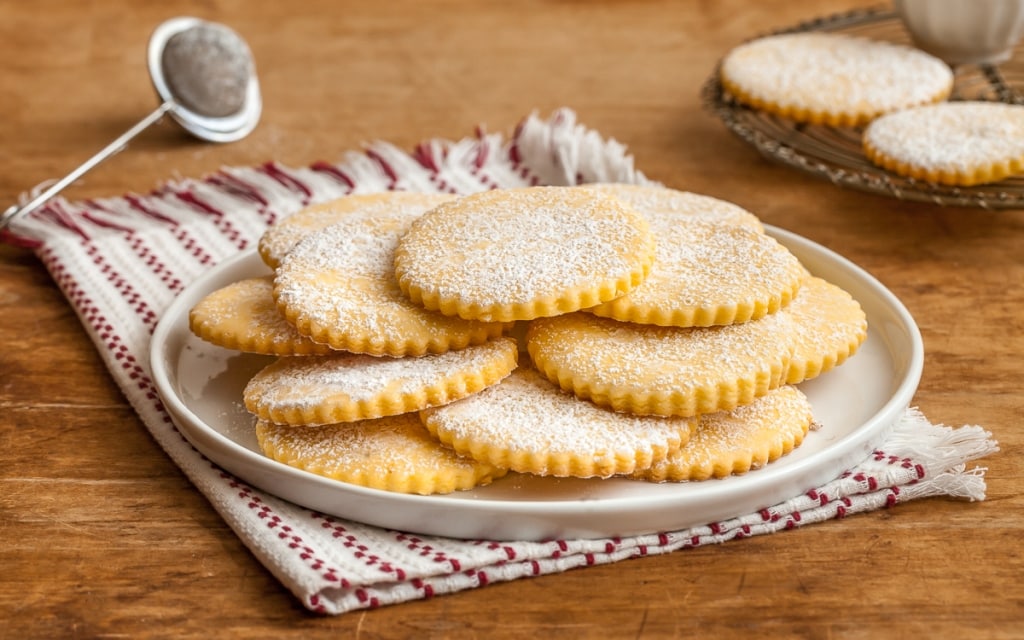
[4,108,998,615]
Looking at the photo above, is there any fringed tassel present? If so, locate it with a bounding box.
[511,108,654,187]
[881,407,998,476]
[898,465,989,502]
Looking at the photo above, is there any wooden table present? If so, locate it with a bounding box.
[2,0,1020,636]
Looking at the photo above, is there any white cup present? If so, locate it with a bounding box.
[895,0,1024,65]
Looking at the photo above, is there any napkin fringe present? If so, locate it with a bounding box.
[877,407,997,501]
[511,108,652,187]
[898,465,989,502]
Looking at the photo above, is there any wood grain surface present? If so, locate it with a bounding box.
[1,1,1020,637]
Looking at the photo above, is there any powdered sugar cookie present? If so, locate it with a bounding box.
[526,311,796,418]
[583,183,765,233]
[784,276,867,385]
[420,366,695,478]
[720,32,953,127]
[274,207,509,357]
[258,192,455,268]
[634,385,814,482]
[393,186,656,322]
[189,276,335,355]
[255,413,507,495]
[244,337,518,425]
[863,101,1024,186]
[587,219,805,327]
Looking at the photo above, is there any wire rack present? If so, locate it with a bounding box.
[702,7,1024,209]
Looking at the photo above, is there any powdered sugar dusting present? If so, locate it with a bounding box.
[394,186,653,309]
[784,276,867,380]
[593,218,802,316]
[422,367,690,466]
[273,207,504,352]
[864,101,1024,173]
[259,192,454,267]
[639,386,812,481]
[721,32,953,117]
[189,276,332,354]
[244,337,517,422]
[528,312,795,394]
[256,413,501,492]
[583,183,764,232]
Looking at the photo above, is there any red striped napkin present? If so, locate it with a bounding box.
[4,108,997,615]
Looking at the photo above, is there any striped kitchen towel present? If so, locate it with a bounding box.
[3,108,998,615]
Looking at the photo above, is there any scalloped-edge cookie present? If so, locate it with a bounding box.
[720,32,953,127]
[244,337,518,425]
[273,206,509,357]
[255,413,507,495]
[258,192,455,268]
[420,366,695,479]
[633,385,814,482]
[393,186,656,322]
[587,219,805,327]
[189,276,336,356]
[526,311,795,418]
[863,101,1024,186]
[582,183,765,233]
[784,276,867,385]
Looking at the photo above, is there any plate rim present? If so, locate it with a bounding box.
[149,224,924,538]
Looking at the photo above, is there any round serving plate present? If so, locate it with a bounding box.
[150,227,923,540]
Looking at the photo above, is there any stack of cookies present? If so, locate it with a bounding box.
[719,31,1024,186]
[189,185,867,494]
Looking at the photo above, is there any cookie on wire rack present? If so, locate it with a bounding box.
[720,32,953,127]
[863,101,1024,186]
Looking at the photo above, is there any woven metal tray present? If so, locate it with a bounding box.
[702,7,1024,209]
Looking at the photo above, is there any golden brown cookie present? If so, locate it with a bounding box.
[583,183,765,233]
[273,205,509,356]
[526,311,795,418]
[256,413,507,495]
[189,276,335,355]
[393,186,656,322]
[587,219,805,327]
[243,337,518,425]
[720,32,953,126]
[258,192,455,268]
[784,276,867,385]
[863,101,1024,186]
[634,385,814,482]
[420,366,695,478]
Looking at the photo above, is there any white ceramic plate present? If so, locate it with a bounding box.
[150,226,923,541]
